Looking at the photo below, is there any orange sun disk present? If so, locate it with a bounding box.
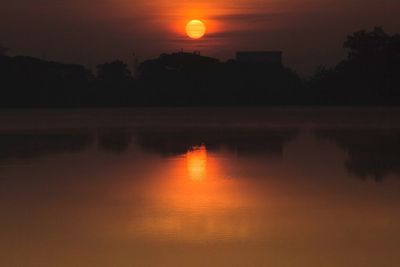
[186,20,206,39]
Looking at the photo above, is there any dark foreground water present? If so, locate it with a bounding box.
[0,108,399,267]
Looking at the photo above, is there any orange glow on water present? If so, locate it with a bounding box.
[186,145,207,180]
[124,145,262,242]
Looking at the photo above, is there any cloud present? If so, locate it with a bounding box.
[209,12,284,23]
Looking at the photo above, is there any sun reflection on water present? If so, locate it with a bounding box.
[186,145,207,181]
[121,144,263,242]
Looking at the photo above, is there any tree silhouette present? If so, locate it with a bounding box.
[0,44,9,56]
[95,60,135,106]
[341,27,400,98]
[344,27,390,59]
[309,27,400,105]
[97,60,132,83]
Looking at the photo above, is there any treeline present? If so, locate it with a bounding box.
[0,27,399,107]
[308,27,400,105]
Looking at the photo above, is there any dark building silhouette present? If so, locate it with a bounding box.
[236,51,283,65]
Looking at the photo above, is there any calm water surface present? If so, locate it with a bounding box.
[0,108,399,267]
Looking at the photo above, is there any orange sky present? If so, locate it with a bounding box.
[1,0,400,73]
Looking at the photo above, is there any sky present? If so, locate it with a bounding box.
[1,0,400,73]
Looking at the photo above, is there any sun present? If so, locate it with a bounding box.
[185,20,206,39]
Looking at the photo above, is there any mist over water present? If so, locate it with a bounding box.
[0,108,399,267]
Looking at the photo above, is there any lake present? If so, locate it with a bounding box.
[0,108,399,267]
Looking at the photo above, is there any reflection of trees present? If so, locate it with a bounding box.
[0,132,94,160]
[0,128,298,162]
[134,129,298,157]
[0,129,133,162]
[97,130,132,153]
[316,129,400,181]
